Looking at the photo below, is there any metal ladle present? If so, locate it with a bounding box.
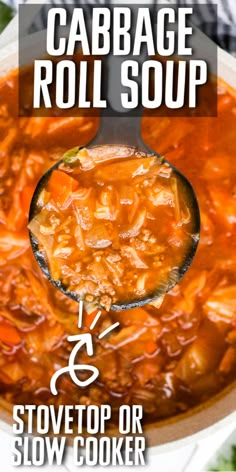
[29,109,200,311]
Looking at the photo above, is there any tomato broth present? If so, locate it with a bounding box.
[0,67,235,426]
[29,145,196,311]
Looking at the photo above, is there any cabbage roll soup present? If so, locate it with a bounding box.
[29,145,196,311]
[0,64,235,427]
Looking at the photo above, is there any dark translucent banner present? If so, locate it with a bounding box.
[18,3,217,117]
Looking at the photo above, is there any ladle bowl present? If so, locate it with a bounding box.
[29,113,200,311]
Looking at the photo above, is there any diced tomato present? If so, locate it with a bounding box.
[0,320,22,345]
[48,170,79,206]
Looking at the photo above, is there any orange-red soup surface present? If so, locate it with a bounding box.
[29,145,196,311]
[0,68,235,427]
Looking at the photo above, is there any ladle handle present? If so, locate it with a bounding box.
[90,110,150,150]
[89,30,151,151]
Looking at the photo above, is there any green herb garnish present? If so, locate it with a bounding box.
[62,146,84,166]
[0,1,14,34]
[209,445,236,471]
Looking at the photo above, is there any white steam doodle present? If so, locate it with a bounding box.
[50,301,120,395]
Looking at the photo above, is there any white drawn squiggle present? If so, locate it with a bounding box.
[50,304,120,395]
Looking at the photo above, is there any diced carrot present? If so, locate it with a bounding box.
[0,320,21,345]
[145,341,158,355]
[84,309,102,330]
[48,170,79,206]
